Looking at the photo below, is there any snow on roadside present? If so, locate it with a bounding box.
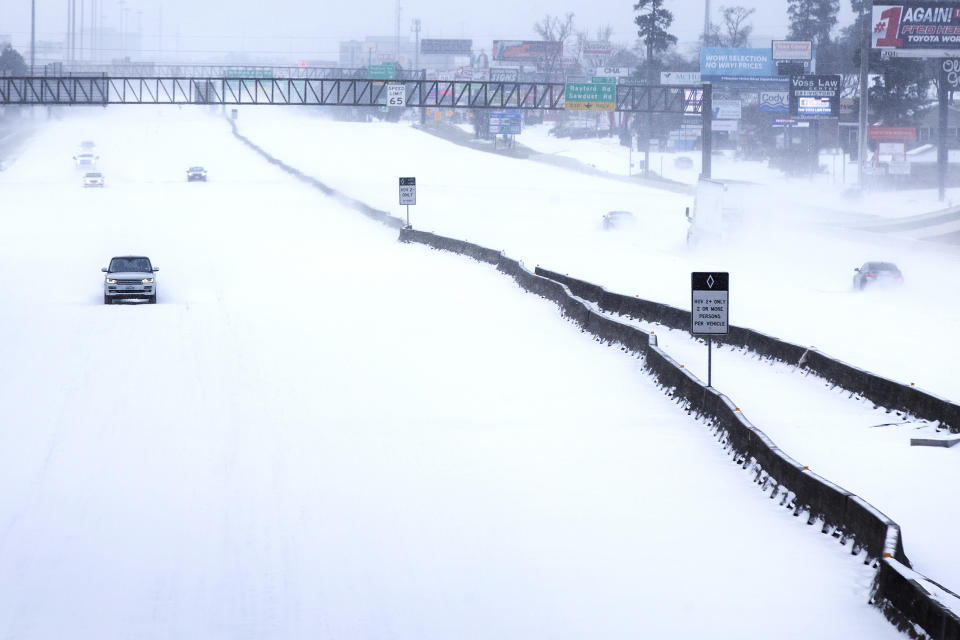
[233,108,960,403]
[0,107,902,639]
[589,302,960,595]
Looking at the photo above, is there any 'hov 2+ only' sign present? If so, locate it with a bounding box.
[691,272,729,335]
[399,177,416,205]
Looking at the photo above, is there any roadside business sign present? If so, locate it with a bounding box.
[564,82,616,111]
[591,76,618,84]
[596,66,630,77]
[489,109,522,135]
[582,41,613,56]
[772,40,813,60]
[772,117,809,127]
[368,63,396,80]
[489,67,520,82]
[788,74,842,118]
[421,39,472,55]
[386,83,406,107]
[872,3,960,58]
[759,90,789,112]
[867,126,917,139]
[691,272,729,336]
[940,57,960,89]
[661,71,702,85]
[493,40,562,62]
[712,99,742,120]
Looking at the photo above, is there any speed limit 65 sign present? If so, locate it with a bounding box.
[387,83,406,107]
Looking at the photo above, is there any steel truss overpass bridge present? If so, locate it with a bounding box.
[0,76,714,175]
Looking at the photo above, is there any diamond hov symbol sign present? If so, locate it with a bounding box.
[691,272,729,335]
[399,177,416,205]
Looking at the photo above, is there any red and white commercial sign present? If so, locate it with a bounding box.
[867,126,918,140]
[872,3,960,58]
[772,40,813,60]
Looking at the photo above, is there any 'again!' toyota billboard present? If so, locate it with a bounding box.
[872,3,960,57]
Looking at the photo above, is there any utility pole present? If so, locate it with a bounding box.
[411,18,420,72]
[30,0,35,73]
[857,0,870,191]
[80,0,84,60]
[703,0,711,43]
[395,0,401,63]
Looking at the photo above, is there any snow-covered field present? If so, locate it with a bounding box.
[0,107,904,637]
[234,109,960,404]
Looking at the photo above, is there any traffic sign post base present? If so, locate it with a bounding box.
[707,338,712,388]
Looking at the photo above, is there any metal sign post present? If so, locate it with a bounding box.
[399,177,416,227]
[691,272,729,387]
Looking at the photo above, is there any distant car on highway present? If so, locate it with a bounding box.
[73,152,98,167]
[602,210,637,230]
[853,261,903,290]
[186,166,207,181]
[102,255,158,304]
[83,172,104,188]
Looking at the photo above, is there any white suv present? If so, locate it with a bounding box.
[102,256,158,304]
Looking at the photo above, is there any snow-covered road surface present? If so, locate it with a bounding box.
[233,109,960,403]
[0,108,900,638]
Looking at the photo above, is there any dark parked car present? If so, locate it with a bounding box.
[853,262,903,290]
[102,255,158,304]
[187,166,207,181]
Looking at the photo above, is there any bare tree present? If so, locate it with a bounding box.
[574,25,616,68]
[533,12,575,78]
[703,6,756,48]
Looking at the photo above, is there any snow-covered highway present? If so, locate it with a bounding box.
[0,108,903,638]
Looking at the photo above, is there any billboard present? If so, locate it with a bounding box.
[872,3,960,57]
[759,90,789,112]
[661,71,702,85]
[772,40,813,60]
[493,40,562,61]
[489,67,520,82]
[713,99,742,120]
[421,39,472,55]
[700,48,777,82]
[788,75,842,118]
[582,41,612,56]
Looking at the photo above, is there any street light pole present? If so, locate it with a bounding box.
[858,0,870,191]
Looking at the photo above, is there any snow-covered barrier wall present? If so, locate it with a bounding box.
[536,268,960,434]
[399,227,960,639]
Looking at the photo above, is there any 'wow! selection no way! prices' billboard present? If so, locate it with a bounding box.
[872,3,960,57]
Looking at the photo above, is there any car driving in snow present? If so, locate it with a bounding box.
[853,262,903,290]
[73,152,98,167]
[102,255,158,304]
[186,166,207,181]
[602,210,637,230]
[83,172,104,188]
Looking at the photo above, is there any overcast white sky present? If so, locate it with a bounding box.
[4,0,856,62]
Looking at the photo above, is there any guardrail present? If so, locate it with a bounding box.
[535,268,960,434]
[398,227,960,639]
